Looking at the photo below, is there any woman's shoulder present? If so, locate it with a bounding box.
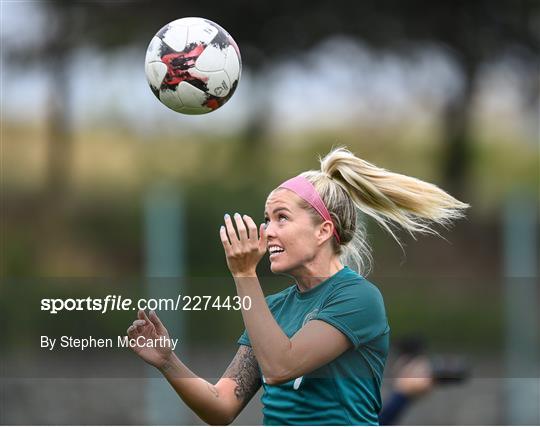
[330,268,384,301]
[265,284,296,306]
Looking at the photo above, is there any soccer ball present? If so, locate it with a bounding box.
[144,17,242,115]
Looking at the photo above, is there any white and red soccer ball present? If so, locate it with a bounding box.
[145,17,242,115]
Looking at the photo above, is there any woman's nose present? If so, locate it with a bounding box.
[265,221,277,237]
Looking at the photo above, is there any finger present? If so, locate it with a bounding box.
[258,223,268,255]
[127,325,139,341]
[233,213,248,241]
[139,309,158,334]
[224,213,239,245]
[149,310,166,334]
[243,215,258,242]
[132,319,146,333]
[219,225,232,256]
[139,309,152,324]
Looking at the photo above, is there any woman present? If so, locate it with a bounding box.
[127,147,468,425]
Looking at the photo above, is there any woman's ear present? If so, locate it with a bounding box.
[317,220,335,245]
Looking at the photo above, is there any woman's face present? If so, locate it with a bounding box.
[264,189,321,275]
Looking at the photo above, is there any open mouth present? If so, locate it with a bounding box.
[268,245,285,257]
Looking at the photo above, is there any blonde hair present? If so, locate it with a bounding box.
[295,147,469,275]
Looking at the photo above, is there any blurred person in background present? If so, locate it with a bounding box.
[379,356,434,425]
[379,337,471,425]
[127,147,468,425]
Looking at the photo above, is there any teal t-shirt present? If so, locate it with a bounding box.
[237,266,390,426]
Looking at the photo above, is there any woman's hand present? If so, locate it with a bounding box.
[220,213,267,277]
[127,309,173,370]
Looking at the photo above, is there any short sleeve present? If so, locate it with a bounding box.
[236,290,289,347]
[315,281,388,349]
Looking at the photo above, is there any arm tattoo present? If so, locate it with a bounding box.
[223,345,262,402]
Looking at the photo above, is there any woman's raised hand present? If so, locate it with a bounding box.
[127,309,173,369]
[220,213,267,277]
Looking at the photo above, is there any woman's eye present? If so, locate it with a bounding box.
[264,215,287,225]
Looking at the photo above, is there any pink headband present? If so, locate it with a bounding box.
[279,175,341,244]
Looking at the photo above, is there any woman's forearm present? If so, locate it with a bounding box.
[159,353,233,425]
[234,275,293,380]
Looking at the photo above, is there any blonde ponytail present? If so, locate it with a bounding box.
[298,147,469,274]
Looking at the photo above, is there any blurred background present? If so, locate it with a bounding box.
[1,0,539,425]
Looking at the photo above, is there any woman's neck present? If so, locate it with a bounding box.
[293,257,344,293]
